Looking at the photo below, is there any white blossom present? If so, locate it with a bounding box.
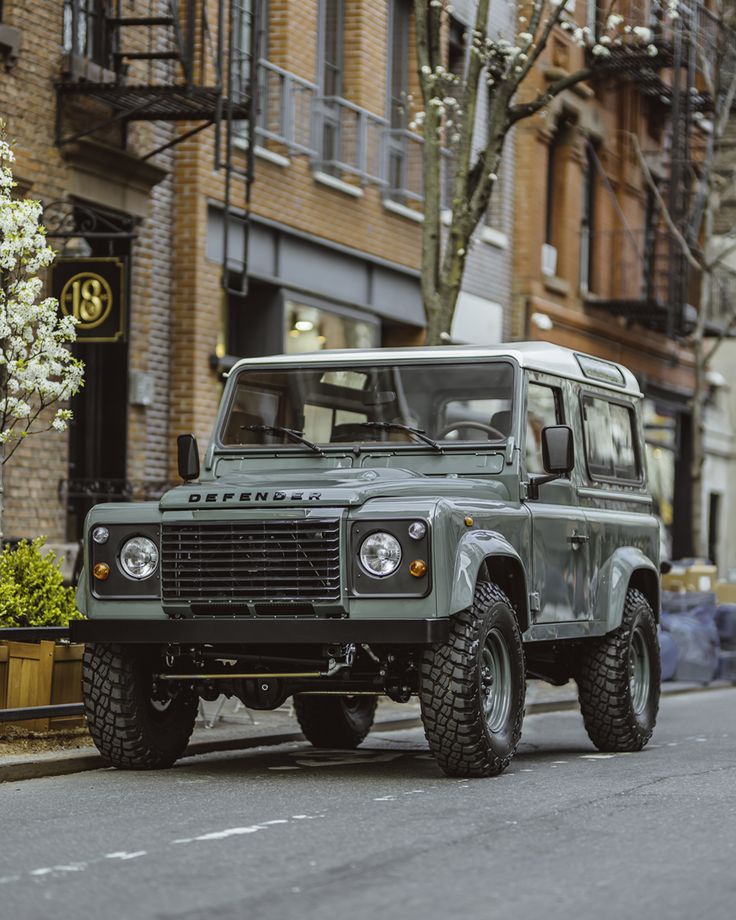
[632,26,652,42]
[0,123,84,465]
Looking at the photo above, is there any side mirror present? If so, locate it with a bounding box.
[526,425,574,500]
[541,425,574,475]
[177,434,200,482]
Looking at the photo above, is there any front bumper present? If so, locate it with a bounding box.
[69,617,450,646]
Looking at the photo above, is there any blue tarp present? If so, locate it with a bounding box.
[660,591,720,683]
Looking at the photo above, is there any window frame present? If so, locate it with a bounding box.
[524,380,566,475]
[216,359,517,452]
[578,389,644,486]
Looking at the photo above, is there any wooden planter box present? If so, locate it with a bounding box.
[0,641,85,731]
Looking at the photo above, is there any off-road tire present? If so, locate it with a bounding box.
[293,695,378,748]
[83,643,198,769]
[419,582,526,778]
[577,588,660,752]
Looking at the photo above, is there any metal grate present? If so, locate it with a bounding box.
[161,519,341,605]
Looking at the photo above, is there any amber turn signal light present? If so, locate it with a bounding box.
[93,562,111,581]
[409,559,427,578]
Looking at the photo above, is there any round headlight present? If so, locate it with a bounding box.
[119,537,159,580]
[92,526,109,545]
[359,532,402,578]
[408,521,427,541]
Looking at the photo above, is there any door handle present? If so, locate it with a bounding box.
[568,532,589,545]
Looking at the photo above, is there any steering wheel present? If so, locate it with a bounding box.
[436,420,506,440]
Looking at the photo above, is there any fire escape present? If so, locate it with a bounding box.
[55,0,258,293]
[585,0,730,338]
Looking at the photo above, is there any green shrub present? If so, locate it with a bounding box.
[0,538,80,628]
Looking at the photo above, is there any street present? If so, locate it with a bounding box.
[1,687,734,920]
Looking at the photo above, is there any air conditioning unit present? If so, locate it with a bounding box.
[541,243,558,277]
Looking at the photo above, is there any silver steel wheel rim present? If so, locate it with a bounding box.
[629,627,651,716]
[480,628,512,733]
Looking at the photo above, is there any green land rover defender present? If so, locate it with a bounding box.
[71,343,662,778]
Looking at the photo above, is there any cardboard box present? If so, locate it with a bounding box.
[661,564,717,593]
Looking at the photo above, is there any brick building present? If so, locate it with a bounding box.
[0,0,514,551]
[510,1,731,562]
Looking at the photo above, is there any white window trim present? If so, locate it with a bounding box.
[480,226,508,249]
[383,198,424,223]
[313,170,364,198]
[255,145,290,168]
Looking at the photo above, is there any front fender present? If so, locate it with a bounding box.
[593,547,660,632]
[449,531,525,615]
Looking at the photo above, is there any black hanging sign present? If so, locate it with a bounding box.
[51,257,126,344]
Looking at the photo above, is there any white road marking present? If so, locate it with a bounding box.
[580,754,616,760]
[30,864,87,877]
[173,819,289,844]
[105,852,146,861]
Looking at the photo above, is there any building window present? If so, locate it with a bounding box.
[63,1,110,66]
[285,300,378,353]
[389,0,410,131]
[448,16,465,81]
[321,0,344,97]
[545,115,576,274]
[317,0,345,174]
[580,141,597,293]
[387,0,411,199]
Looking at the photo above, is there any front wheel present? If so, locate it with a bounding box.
[293,695,378,748]
[577,588,660,752]
[419,583,526,777]
[83,643,198,769]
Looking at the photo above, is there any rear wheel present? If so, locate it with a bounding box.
[419,582,526,777]
[83,643,198,769]
[577,588,660,752]
[293,695,378,748]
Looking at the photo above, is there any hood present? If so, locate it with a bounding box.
[159,466,508,510]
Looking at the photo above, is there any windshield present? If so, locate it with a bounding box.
[220,361,514,449]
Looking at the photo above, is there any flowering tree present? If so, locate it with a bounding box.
[0,125,84,527]
[414,0,679,343]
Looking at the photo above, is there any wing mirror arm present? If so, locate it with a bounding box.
[527,473,560,501]
[524,425,574,502]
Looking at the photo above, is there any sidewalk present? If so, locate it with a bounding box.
[0,680,731,784]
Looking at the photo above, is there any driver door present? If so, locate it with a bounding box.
[525,376,590,623]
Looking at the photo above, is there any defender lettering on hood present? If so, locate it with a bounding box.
[188,491,322,503]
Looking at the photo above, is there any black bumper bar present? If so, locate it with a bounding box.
[69,618,450,646]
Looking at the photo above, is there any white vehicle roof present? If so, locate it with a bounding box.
[228,341,641,396]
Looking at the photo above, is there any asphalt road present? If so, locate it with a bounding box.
[2,688,735,920]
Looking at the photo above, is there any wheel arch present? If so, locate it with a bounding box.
[593,547,660,632]
[627,566,660,623]
[449,532,530,634]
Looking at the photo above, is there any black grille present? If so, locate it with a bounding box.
[161,520,341,604]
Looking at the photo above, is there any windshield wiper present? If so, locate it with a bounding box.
[240,424,325,456]
[354,421,443,452]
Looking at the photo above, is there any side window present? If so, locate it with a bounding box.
[526,382,563,472]
[582,395,640,482]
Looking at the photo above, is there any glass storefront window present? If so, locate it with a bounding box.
[284,300,378,353]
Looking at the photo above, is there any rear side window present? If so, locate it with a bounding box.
[582,395,640,482]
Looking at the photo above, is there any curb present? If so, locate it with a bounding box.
[1,682,732,784]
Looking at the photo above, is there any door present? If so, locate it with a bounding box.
[525,376,590,623]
